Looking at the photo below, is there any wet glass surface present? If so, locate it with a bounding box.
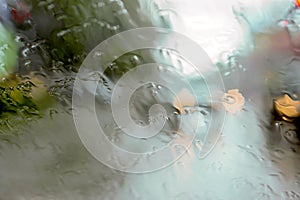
[0,0,300,199]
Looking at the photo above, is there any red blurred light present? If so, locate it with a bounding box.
[10,2,30,24]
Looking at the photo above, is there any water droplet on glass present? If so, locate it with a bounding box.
[223,94,236,104]
[284,130,300,145]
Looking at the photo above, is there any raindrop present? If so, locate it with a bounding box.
[281,191,300,200]
[284,129,300,145]
[172,143,186,156]
[224,71,231,77]
[130,55,140,65]
[223,94,236,104]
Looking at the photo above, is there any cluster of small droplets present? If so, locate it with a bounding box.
[0,79,39,116]
[35,0,124,67]
[217,51,244,78]
[48,77,75,105]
